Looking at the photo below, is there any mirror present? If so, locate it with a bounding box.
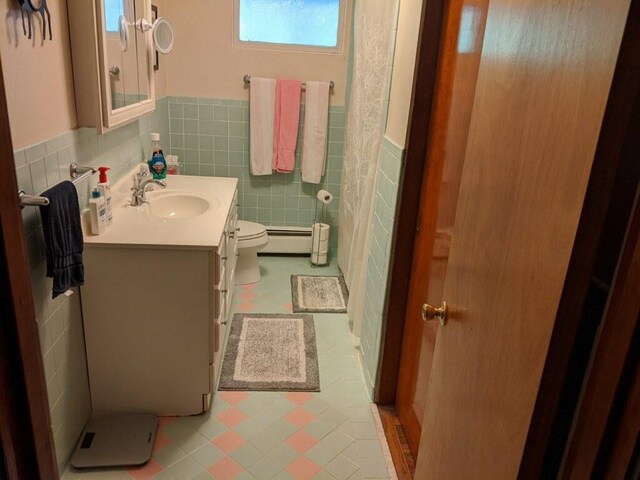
[153,17,174,54]
[104,0,150,111]
[135,15,175,54]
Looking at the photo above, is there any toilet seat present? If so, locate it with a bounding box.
[237,220,267,241]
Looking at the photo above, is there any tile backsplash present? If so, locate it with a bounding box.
[166,96,345,247]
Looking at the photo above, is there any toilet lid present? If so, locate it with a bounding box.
[237,220,266,240]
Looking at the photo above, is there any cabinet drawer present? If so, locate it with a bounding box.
[217,263,226,292]
[215,296,226,353]
[219,233,227,261]
[226,271,234,319]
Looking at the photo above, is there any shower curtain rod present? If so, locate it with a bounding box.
[243,74,335,90]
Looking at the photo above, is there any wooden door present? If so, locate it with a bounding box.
[412,0,632,477]
[560,184,640,478]
[395,0,490,456]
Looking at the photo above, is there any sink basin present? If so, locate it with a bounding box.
[147,194,215,219]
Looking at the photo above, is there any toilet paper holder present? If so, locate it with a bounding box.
[311,189,332,267]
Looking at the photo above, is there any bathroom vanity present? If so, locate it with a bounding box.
[81,175,238,416]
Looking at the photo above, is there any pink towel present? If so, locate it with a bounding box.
[272,79,302,173]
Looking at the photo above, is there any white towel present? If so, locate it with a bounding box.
[249,77,276,175]
[301,81,331,184]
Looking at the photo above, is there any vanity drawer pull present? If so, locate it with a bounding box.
[221,289,228,294]
[221,256,228,261]
[221,321,227,325]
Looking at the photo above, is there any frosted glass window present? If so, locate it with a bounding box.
[239,0,341,48]
[104,0,124,33]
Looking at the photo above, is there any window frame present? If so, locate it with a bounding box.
[233,0,348,55]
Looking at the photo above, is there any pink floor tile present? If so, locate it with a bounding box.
[207,457,245,480]
[240,291,257,301]
[283,303,293,313]
[216,407,248,428]
[219,391,250,405]
[286,408,316,429]
[126,458,165,480]
[286,456,322,480]
[212,430,246,454]
[152,430,172,452]
[237,303,256,313]
[158,416,178,428]
[285,431,318,453]
[284,392,313,406]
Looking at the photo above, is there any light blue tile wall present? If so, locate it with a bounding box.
[166,96,344,249]
[361,136,404,398]
[13,98,169,471]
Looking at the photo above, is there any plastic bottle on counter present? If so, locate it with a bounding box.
[148,133,167,179]
[166,155,180,175]
[96,167,113,226]
[89,189,107,235]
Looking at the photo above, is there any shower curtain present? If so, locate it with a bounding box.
[339,0,399,337]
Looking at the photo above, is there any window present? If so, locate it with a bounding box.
[238,0,342,49]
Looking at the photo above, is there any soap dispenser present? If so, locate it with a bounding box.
[148,133,167,179]
[89,189,107,235]
[96,167,112,226]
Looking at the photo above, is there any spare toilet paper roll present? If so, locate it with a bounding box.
[312,251,328,265]
[312,223,330,241]
[316,189,333,204]
[312,223,330,252]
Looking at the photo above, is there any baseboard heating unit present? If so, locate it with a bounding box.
[261,226,312,254]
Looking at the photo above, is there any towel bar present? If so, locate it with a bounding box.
[18,163,97,208]
[243,74,335,90]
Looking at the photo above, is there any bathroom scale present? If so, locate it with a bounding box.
[70,414,158,468]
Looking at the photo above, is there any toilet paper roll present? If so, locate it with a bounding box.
[312,223,330,241]
[311,251,328,265]
[316,189,333,204]
[312,223,330,252]
[313,238,329,253]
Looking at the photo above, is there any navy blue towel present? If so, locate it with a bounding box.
[39,181,84,298]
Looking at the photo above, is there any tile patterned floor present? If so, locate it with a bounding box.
[63,257,393,480]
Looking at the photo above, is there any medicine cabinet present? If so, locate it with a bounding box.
[68,0,155,133]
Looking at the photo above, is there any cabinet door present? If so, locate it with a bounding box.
[83,248,210,416]
[68,0,156,132]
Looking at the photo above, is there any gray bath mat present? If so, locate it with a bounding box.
[291,275,349,313]
[219,313,319,392]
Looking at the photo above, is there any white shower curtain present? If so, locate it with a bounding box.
[339,0,399,337]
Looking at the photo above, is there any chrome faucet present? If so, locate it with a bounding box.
[131,177,167,206]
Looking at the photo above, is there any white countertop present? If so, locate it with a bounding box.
[83,173,238,250]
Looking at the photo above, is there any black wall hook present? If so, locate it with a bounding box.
[18,0,52,41]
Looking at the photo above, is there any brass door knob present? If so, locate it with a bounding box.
[422,301,448,326]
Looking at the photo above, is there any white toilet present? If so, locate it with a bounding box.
[235,220,269,285]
